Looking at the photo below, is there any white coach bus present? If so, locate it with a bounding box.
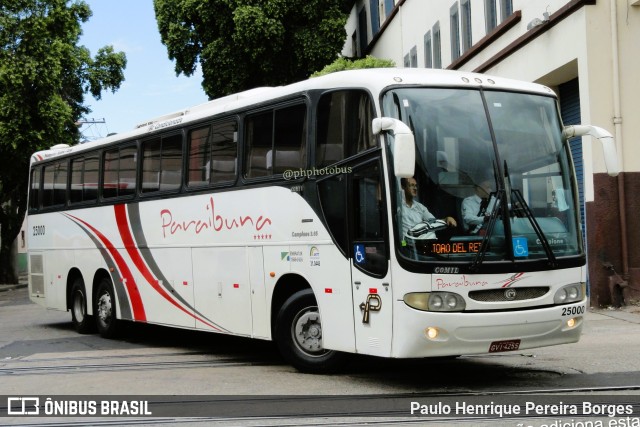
[27,69,618,373]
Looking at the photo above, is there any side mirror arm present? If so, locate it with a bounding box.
[563,125,619,177]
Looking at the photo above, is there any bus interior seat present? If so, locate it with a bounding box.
[266,149,303,174]
[247,147,269,177]
[160,170,182,191]
[211,158,236,182]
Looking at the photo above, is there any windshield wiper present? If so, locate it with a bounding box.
[469,161,558,270]
[469,189,503,272]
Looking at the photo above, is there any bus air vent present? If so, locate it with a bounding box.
[468,287,549,302]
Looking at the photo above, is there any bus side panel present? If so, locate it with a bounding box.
[192,247,252,335]
[289,244,356,354]
[247,247,269,339]
[136,247,196,329]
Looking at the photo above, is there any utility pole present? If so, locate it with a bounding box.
[76,118,108,142]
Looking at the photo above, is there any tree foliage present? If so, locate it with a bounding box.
[311,56,396,77]
[0,0,126,282]
[154,0,349,98]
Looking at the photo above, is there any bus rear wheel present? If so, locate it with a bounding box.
[275,289,346,374]
[71,278,94,334]
[94,278,120,338]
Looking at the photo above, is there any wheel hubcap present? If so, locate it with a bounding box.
[293,309,327,356]
[97,292,112,324]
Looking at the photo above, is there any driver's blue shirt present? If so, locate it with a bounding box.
[401,197,435,237]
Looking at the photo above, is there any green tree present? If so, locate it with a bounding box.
[311,55,396,77]
[154,0,349,99]
[0,0,126,282]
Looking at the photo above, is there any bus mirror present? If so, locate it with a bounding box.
[562,125,619,177]
[372,117,415,178]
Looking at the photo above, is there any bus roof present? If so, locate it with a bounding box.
[31,68,555,163]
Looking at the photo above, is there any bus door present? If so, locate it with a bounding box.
[348,161,393,357]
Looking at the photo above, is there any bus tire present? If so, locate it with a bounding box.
[94,277,120,339]
[71,278,95,334]
[275,289,346,374]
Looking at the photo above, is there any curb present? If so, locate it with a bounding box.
[0,283,27,293]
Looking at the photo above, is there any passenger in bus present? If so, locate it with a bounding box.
[400,177,457,237]
[462,179,495,234]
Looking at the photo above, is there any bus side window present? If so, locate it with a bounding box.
[352,162,387,277]
[245,103,306,178]
[272,104,306,175]
[245,111,272,178]
[29,168,41,211]
[103,144,137,199]
[316,90,375,168]
[42,160,67,208]
[211,120,237,184]
[142,134,182,193]
[70,157,84,204]
[187,125,211,187]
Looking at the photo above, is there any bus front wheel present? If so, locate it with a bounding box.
[71,277,94,334]
[94,278,120,338]
[275,289,346,374]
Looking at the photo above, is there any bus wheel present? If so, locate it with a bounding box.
[94,278,120,338]
[71,278,94,334]
[275,289,346,374]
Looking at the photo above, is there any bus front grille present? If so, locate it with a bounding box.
[468,287,549,302]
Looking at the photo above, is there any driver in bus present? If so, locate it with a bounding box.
[400,177,457,237]
[462,179,495,234]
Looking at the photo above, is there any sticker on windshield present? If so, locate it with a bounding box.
[354,244,366,264]
[513,237,529,257]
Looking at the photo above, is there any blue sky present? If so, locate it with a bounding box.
[79,1,208,139]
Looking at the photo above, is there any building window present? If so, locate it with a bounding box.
[485,0,497,33]
[424,31,433,68]
[384,0,394,19]
[500,0,513,21]
[410,46,417,67]
[461,0,472,53]
[450,3,461,61]
[370,0,380,36]
[433,22,442,69]
[484,0,512,34]
[358,7,368,57]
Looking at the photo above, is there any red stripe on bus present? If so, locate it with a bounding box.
[114,204,223,331]
[66,213,147,321]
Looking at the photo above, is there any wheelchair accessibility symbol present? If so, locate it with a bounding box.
[513,237,529,257]
[354,244,366,264]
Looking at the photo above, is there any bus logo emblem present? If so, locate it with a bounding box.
[504,289,517,300]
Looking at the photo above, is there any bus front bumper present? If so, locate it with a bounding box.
[392,300,586,358]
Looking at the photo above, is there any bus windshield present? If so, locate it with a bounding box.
[383,87,580,264]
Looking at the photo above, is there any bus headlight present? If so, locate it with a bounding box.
[553,283,585,304]
[404,292,466,312]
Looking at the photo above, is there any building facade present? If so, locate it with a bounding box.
[343,0,640,306]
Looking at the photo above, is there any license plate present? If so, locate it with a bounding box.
[489,339,521,353]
